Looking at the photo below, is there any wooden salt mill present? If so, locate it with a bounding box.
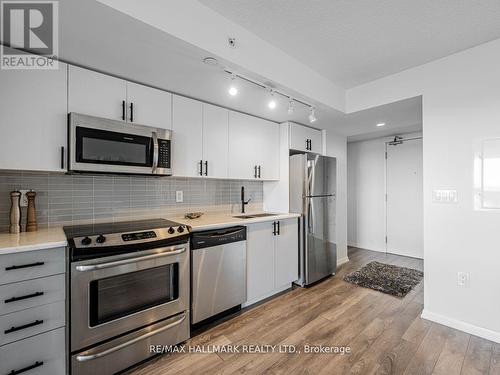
[9,191,21,234]
[26,191,38,232]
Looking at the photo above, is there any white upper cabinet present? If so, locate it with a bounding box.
[202,104,228,178]
[289,122,322,154]
[68,66,127,121]
[0,59,67,172]
[69,66,172,129]
[228,111,280,180]
[172,95,203,177]
[126,82,172,129]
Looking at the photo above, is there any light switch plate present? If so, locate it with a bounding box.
[432,189,458,203]
[176,190,183,203]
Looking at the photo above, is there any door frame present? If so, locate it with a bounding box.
[384,135,423,255]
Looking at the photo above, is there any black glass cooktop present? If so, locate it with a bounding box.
[63,218,180,239]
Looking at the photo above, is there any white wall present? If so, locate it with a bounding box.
[324,130,348,265]
[347,38,500,342]
[347,138,387,252]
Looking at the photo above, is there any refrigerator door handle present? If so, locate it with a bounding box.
[307,199,314,234]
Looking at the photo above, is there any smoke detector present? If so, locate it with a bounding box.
[203,57,219,66]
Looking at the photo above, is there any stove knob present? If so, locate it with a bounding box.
[167,227,175,234]
[177,226,184,233]
[96,235,106,244]
[81,237,92,246]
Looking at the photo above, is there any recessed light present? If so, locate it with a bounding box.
[203,57,219,66]
[376,122,386,127]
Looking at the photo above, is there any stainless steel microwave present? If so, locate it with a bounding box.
[68,113,171,176]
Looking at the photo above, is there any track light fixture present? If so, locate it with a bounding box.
[288,98,294,115]
[222,69,318,122]
[228,73,238,96]
[268,89,277,109]
[308,107,317,123]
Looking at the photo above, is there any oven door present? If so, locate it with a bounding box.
[68,112,171,175]
[70,243,189,352]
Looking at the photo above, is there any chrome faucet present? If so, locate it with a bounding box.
[241,186,251,213]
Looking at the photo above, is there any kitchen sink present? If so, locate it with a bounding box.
[232,213,277,219]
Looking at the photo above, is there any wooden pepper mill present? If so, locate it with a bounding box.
[9,191,21,234]
[26,191,38,232]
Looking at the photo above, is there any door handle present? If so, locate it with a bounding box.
[272,221,277,236]
[5,319,44,334]
[5,261,44,271]
[129,102,134,122]
[7,361,44,375]
[254,165,258,178]
[277,221,280,235]
[75,313,186,362]
[122,100,126,121]
[75,245,187,271]
[199,160,203,176]
[204,161,208,176]
[4,291,44,304]
[258,165,261,178]
[152,131,159,174]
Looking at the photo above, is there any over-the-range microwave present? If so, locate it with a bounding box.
[68,113,171,176]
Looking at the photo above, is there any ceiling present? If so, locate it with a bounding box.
[198,0,500,88]
[2,0,422,140]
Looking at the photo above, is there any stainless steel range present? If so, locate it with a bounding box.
[64,219,190,375]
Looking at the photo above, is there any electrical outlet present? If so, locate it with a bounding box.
[176,190,183,203]
[19,190,29,207]
[457,272,470,288]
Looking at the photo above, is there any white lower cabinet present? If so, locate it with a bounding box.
[246,218,298,305]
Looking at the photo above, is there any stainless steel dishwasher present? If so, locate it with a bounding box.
[191,226,246,325]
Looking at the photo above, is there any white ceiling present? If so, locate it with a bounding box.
[198,0,500,88]
[2,0,422,140]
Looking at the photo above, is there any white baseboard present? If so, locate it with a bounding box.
[421,309,500,343]
[337,257,349,266]
[347,242,385,253]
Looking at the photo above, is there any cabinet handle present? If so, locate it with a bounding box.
[4,291,44,304]
[60,146,65,169]
[306,139,309,150]
[204,161,208,176]
[130,102,134,122]
[258,165,261,179]
[277,221,280,235]
[5,319,44,334]
[199,160,203,176]
[8,361,44,375]
[5,261,44,271]
[254,165,258,179]
[309,139,312,150]
[272,221,277,236]
[122,100,126,121]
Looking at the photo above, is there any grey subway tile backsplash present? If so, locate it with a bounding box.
[0,171,264,232]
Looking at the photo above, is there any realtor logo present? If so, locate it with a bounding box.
[1,1,58,69]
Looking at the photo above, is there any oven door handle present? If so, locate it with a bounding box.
[75,245,187,272]
[151,131,159,174]
[75,313,186,362]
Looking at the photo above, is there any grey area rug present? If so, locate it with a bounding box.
[343,261,423,297]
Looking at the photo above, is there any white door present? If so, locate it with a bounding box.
[202,104,228,178]
[126,82,172,129]
[0,58,67,172]
[386,138,423,258]
[172,95,203,177]
[275,219,299,287]
[68,66,127,121]
[246,221,276,303]
[254,118,280,180]
[228,111,260,180]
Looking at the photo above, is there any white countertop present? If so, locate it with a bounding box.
[0,227,67,255]
[0,212,301,254]
[171,212,301,232]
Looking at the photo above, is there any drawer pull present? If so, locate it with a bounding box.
[4,292,44,304]
[5,262,45,271]
[8,361,44,375]
[5,319,44,334]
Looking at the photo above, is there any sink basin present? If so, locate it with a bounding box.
[232,213,277,219]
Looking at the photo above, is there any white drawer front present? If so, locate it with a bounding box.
[0,274,65,316]
[0,247,65,285]
[0,301,65,346]
[0,327,65,375]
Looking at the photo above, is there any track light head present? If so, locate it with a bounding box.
[308,107,317,123]
[268,89,277,109]
[288,98,294,115]
[228,73,238,96]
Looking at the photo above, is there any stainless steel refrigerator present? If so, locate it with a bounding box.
[290,153,337,286]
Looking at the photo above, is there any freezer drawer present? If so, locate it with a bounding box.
[72,311,189,375]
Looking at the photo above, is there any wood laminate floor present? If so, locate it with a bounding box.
[127,247,499,375]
